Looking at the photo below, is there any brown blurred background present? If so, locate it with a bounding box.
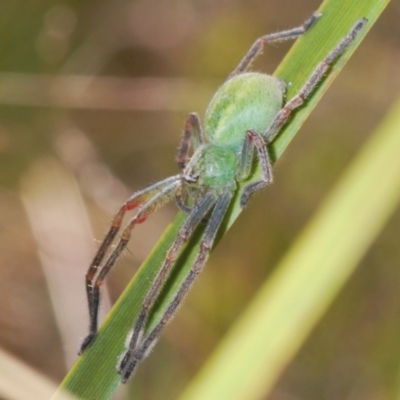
[1,0,400,399]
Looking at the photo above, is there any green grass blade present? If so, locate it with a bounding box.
[57,1,389,399]
[179,77,400,400]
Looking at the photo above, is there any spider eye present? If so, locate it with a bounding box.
[183,173,199,183]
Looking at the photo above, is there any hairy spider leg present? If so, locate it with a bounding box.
[176,112,204,172]
[175,185,191,214]
[80,175,181,353]
[237,129,274,207]
[228,12,322,79]
[120,191,218,363]
[176,113,204,213]
[263,18,367,143]
[118,190,233,382]
[175,184,193,214]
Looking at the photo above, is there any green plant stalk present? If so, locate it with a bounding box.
[57,1,389,399]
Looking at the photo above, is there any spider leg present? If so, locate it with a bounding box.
[236,129,273,207]
[228,12,321,79]
[263,18,367,143]
[176,113,205,213]
[175,184,193,214]
[118,190,233,382]
[118,191,217,371]
[177,112,204,172]
[80,175,181,354]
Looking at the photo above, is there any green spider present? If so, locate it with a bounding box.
[79,13,367,382]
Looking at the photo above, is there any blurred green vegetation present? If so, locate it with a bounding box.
[1,1,400,399]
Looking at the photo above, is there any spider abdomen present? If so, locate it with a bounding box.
[204,72,285,152]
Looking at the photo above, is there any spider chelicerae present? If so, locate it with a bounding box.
[78,13,367,382]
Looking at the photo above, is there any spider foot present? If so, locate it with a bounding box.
[240,192,250,208]
[78,333,96,355]
[118,349,131,371]
[117,350,140,383]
